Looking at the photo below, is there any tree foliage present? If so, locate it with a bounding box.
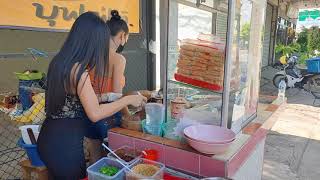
[275,43,300,57]
[240,23,250,41]
[296,28,308,53]
[307,26,320,55]
[283,26,320,64]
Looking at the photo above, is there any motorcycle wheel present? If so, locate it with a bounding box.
[307,75,320,98]
[273,74,287,89]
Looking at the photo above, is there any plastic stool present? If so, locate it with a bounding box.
[19,159,48,180]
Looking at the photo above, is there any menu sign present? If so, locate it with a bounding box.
[0,0,139,33]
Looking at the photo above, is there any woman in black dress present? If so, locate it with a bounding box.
[37,12,146,180]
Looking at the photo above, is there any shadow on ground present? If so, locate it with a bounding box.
[260,66,320,180]
[262,104,320,180]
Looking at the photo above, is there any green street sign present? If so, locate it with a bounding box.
[299,9,320,21]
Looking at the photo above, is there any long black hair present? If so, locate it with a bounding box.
[106,10,129,36]
[46,12,110,116]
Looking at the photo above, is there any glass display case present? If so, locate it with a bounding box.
[227,0,267,132]
[160,0,267,134]
[163,0,229,131]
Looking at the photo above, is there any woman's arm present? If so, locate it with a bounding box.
[112,54,126,93]
[77,71,145,122]
[112,54,131,117]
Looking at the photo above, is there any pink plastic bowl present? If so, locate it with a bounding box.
[184,125,236,144]
[185,135,233,154]
[184,133,233,144]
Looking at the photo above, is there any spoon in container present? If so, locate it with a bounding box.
[102,143,133,172]
[141,151,148,156]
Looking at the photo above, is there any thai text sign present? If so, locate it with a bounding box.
[298,9,320,30]
[0,0,139,33]
[299,9,320,21]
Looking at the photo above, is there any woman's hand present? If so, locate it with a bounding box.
[78,71,141,122]
[124,95,147,107]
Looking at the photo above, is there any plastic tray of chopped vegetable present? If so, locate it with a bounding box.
[125,158,165,180]
[87,157,125,180]
[107,146,142,165]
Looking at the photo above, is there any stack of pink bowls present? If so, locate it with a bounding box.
[184,125,236,154]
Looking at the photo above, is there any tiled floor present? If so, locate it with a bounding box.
[0,112,91,179]
[262,103,320,180]
[260,67,320,180]
[0,113,24,179]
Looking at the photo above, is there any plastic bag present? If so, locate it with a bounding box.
[173,108,221,138]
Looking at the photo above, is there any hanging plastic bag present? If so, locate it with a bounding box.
[173,108,221,138]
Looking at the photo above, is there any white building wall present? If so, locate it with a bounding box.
[231,138,266,180]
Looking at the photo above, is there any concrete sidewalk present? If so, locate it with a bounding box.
[260,66,320,180]
[262,103,320,180]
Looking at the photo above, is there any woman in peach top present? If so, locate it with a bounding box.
[86,10,130,163]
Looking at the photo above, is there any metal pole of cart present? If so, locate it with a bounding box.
[221,0,236,128]
[159,0,169,121]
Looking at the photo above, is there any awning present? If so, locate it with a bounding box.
[0,0,140,33]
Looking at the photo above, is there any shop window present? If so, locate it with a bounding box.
[229,0,267,131]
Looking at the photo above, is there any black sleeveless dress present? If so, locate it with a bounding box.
[37,95,87,180]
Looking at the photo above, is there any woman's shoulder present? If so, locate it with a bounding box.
[110,52,126,66]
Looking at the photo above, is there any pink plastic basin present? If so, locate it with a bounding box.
[184,125,235,144]
[185,135,233,154]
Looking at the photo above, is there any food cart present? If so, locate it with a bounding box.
[107,0,283,179]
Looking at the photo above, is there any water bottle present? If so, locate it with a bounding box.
[278,80,286,101]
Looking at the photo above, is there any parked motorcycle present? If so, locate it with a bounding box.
[273,55,320,98]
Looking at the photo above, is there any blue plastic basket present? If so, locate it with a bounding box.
[306,57,320,73]
[17,138,45,167]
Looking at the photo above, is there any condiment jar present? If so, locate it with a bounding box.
[171,97,188,120]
